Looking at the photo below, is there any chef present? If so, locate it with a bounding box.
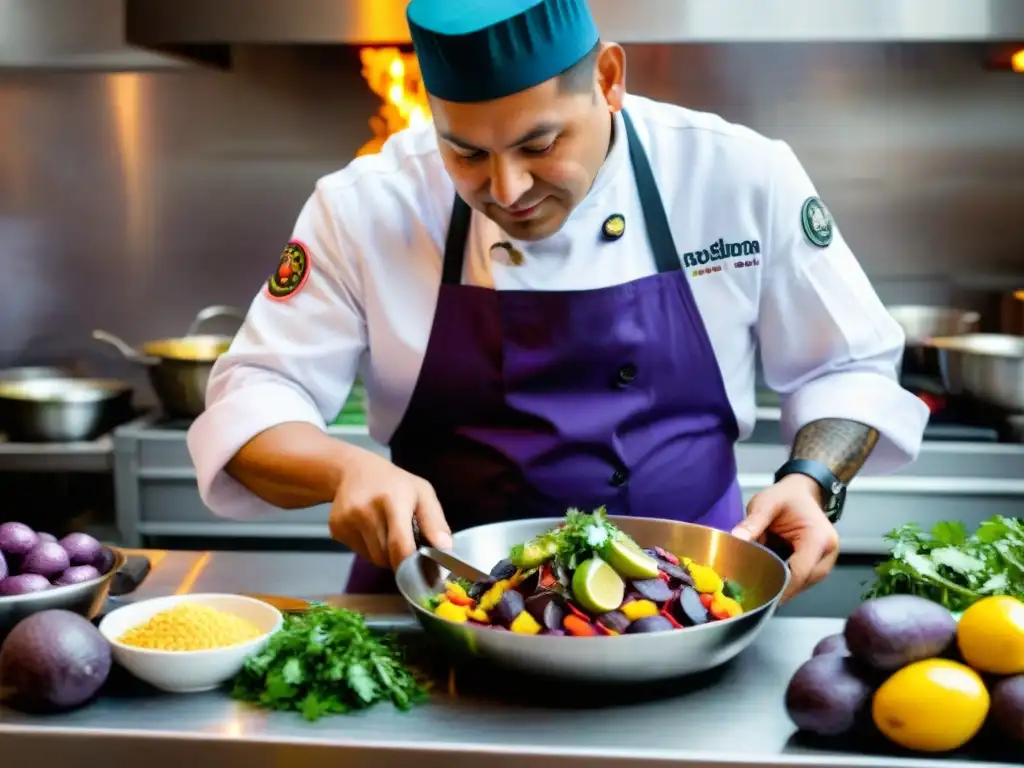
[187,0,929,601]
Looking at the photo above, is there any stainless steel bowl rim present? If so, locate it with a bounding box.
[927,333,1024,359]
[0,547,125,604]
[0,377,130,403]
[397,516,791,642]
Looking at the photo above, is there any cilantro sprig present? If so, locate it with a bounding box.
[230,606,428,721]
[863,515,1024,614]
[510,506,625,571]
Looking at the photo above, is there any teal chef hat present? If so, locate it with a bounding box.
[407,0,600,104]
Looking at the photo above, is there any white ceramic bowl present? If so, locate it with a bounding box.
[98,593,283,693]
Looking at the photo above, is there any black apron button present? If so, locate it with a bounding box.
[602,214,625,241]
[610,469,629,487]
[617,363,637,385]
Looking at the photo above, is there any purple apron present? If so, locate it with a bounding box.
[346,110,742,593]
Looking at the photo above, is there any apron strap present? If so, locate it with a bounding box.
[440,109,682,283]
[620,109,683,275]
[442,195,473,286]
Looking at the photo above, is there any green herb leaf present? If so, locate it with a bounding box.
[230,606,428,721]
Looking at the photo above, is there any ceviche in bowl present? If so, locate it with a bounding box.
[395,508,790,683]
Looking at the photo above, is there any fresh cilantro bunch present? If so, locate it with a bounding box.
[230,606,428,721]
[554,506,625,570]
[863,516,1024,614]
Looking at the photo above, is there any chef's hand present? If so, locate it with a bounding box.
[731,474,839,603]
[328,450,453,570]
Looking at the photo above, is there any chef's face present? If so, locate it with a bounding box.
[430,43,626,241]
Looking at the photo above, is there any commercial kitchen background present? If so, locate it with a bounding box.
[2,25,1023,616]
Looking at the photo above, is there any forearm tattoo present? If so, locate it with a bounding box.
[791,418,879,484]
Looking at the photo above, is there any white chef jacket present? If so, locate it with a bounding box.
[188,93,929,520]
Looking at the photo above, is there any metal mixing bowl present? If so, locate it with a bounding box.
[0,377,132,442]
[928,333,1024,412]
[0,547,126,639]
[395,516,789,683]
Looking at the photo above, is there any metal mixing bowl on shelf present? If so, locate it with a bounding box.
[395,516,789,684]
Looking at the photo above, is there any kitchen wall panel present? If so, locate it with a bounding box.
[1,44,1022,402]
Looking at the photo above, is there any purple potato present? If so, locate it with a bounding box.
[58,533,103,567]
[657,561,694,587]
[0,522,39,556]
[673,586,709,626]
[597,610,631,634]
[91,547,116,575]
[844,595,957,672]
[541,629,566,636]
[493,590,526,626]
[785,653,874,737]
[37,532,58,544]
[468,577,494,600]
[0,573,51,595]
[19,542,70,579]
[489,558,517,581]
[990,675,1024,744]
[526,591,566,630]
[540,600,565,631]
[515,568,540,595]
[53,565,101,587]
[813,633,850,657]
[626,615,674,634]
[632,578,674,604]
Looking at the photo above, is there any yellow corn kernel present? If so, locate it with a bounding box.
[434,600,470,623]
[467,607,489,623]
[689,563,724,595]
[509,611,542,635]
[479,579,511,611]
[621,599,659,621]
[117,604,263,651]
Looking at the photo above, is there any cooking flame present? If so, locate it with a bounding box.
[358,47,432,157]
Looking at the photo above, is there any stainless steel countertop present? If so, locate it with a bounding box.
[0,551,1014,768]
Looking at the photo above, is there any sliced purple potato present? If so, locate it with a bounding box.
[489,558,517,581]
[632,578,674,604]
[657,561,694,587]
[525,591,566,630]
[597,610,631,634]
[515,568,540,595]
[627,615,674,634]
[674,586,709,626]
[541,629,566,636]
[493,590,526,626]
[468,577,495,599]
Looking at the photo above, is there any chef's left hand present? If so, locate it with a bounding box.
[730,474,839,603]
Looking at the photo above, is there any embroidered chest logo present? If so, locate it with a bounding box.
[683,237,761,277]
[266,240,311,300]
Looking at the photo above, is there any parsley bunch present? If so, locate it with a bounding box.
[230,606,428,721]
[863,515,1024,615]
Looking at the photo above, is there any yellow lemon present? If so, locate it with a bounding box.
[956,595,1024,676]
[872,659,989,753]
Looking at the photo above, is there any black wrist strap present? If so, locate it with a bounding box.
[775,459,846,522]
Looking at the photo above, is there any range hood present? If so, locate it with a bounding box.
[0,0,191,70]
[125,0,1024,64]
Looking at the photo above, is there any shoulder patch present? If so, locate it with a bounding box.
[266,240,311,301]
[800,196,834,248]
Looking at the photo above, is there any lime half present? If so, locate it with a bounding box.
[602,537,661,580]
[572,558,626,614]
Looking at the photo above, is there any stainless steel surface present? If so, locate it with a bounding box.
[929,333,1024,412]
[0,546,126,638]
[0,0,190,70]
[395,516,789,684]
[0,548,1002,768]
[2,45,1024,393]
[0,377,133,442]
[0,366,77,382]
[416,545,490,584]
[125,0,1024,52]
[887,305,981,379]
[92,305,242,417]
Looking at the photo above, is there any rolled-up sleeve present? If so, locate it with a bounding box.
[757,141,929,476]
[187,182,367,518]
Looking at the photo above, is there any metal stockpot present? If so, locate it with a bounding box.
[92,305,245,419]
[927,333,1024,413]
[886,305,980,380]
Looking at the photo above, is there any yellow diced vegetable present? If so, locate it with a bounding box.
[467,607,489,623]
[711,591,743,618]
[509,611,542,635]
[445,581,470,600]
[479,579,511,611]
[621,599,659,621]
[689,563,724,594]
[434,600,469,623]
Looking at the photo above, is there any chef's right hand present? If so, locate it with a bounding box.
[328,450,453,570]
